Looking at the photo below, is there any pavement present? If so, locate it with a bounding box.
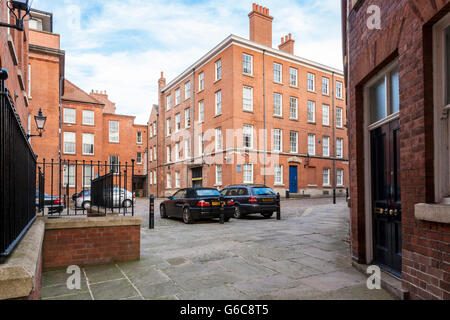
[41,198,395,300]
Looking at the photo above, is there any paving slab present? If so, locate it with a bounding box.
[89,279,139,300]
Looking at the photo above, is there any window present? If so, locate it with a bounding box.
[154,146,157,161]
[137,152,143,164]
[215,59,222,81]
[175,113,181,132]
[337,138,344,158]
[215,128,223,151]
[154,171,157,185]
[336,108,344,128]
[243,86,253,112]
[199,101,204,123]
[150,148,153,162]
[336,81,343,99]
[185,138,191,159]
[63,132,76,154]
[175,172,181,188]
[175,88,181,105]
[137,131,143,144]
[109,121,119,143]
[149,125,153,138]
[323,169,330,186]
[290,68,298,87]
[199,72,204,91]
[307,73,315,91]
[167,146,171,162]
[166,118,171,136]
[29,18,43,31]
[290,97,298,120]
[215,91,222,115]
[185,81,191,100]
[167,173,172,189]
[322,77,330,95]
[150,172,153,185]
[243,125,254,149]
[243,54,253,75]
[175,142,181,161]
[185,109,191,128]
[274,93,282,117]
[290,131,298,154]
[308,101,316,123]
[167,94,172,110]
[337,169,344,186]
[82,133,94,155]
[308,134,316,155]
[63,165,76,188]
[273,129,282,152]
[216,165,223,186]
[109,156,119,174]
[28,64,31,98]
[323,105,330,126]
[64,108,76,124]
[243,163,254,184]
[275,165,283,185]
[323,136,330,157]
[433,15,450,202]
[153,123,157,137]
[274,63,282,83]
[198,134,204,156]
[83,165,94,187]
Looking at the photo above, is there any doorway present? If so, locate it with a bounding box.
[289,166,298,194]
[192,167,203,188]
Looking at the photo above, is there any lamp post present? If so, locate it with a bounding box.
[27,108,47,138]
[0,1,31,32]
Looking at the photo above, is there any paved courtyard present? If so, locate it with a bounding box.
[41,198,395,300]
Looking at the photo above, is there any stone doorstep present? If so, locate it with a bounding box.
[0,220,45,300]
[352,261,408,300]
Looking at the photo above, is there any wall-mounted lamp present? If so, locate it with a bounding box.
[27,108,47,138]
[0,1,32,32]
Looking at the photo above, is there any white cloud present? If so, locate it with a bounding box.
[34,0,343,125]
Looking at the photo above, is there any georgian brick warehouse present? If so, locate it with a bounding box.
[149,4,348,198]
[342,0,450,299]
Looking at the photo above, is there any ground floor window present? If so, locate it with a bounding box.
[109,155,119,174]
[323,168,330,186]
[337,169,344,187]
[216,165,223,186]
[167,173,172,189]
[275,165,283,185]
[175,172,180,188]
[243,163,254,184]
[63,165,76,188]
[83,165,94,187]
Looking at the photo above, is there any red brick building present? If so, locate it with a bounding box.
[342,0,450,299]
[149,4,348,198]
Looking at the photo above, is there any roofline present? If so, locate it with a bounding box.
[103,113,136,119]
[161,34,344,92]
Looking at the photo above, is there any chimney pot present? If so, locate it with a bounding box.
[289,33,292,40]
[253,3,256,11]
[285,35,288,42]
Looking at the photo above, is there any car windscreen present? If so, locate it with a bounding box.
[195,189,221,197]
[252,188,276,196]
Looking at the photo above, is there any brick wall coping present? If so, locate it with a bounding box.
[41,216,143,230]
[415,204,450,224]
[0,220,45,300]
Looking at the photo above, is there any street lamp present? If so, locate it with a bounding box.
[27,108,47,138]
[0,0,32,32]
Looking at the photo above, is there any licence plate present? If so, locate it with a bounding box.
[212,202,221,206]
[262,198,273,202]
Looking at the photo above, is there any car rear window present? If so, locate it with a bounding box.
[196,189,221,197]
[252,188,276,196]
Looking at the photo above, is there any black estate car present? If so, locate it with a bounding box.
[160,188,234,224]
[220,185,280,219]
[35,190,65,214]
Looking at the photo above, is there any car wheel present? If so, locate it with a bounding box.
[183,207,194,224]
[123,200,132,208]
[262,213,273,219]
[233,206,243,219]
[82,201,91,210]
[160,205,168,219]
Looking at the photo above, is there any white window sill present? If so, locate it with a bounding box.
[415,203,450,224]
[274,184,285,187]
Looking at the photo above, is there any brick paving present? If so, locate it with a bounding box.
[41,198,395,300]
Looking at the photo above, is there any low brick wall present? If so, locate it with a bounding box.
[42,217,142,269]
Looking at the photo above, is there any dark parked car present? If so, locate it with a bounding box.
[36,190,65,214]
[72,190,90,201]
[220,185,280,219]
[160,188,234,224]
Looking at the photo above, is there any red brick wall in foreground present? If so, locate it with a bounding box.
[43,225,140,269]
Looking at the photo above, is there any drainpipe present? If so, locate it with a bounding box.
[332,72,337,205]
[263,49,267,185]
[188,68,196,187]
[156,106,160,198]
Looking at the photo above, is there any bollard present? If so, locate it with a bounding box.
[219,196,225,224]
[276,193,281,221]
[149,195,155,229]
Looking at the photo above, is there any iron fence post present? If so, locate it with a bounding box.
[276,193,281,221]
[219,196,225,224]
[149,195,155,229]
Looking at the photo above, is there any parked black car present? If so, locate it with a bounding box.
[160,188,234,224]
[35,190,65,214]
[220,185,280,219]
[72,190,90,202]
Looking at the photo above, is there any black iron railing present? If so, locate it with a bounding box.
[36,159,136,217]
[0,81,37,258]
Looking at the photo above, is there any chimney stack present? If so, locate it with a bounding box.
[249,3,274,48]
[278,33,295,55]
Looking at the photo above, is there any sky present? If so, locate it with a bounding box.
[30,0,343,125]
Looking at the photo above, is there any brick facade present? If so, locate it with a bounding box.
[343,0,450,299]
[149,4,348,198]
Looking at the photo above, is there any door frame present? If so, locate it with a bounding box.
[363,61,400,265]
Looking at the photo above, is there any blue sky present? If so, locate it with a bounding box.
[31,0,343,124]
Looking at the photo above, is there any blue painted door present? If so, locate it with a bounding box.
[289,166,298,194]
